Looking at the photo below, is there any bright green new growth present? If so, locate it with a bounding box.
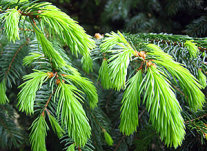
[2,0,28,3]
[39,4,95,57]
[184,40,199,58]
[0,78,9,104]
[198,68,207,88]
[34,29,66,68]
[64,74,98,109]
[18,70,49,114]
[1,9,20,43]
[30,115,49,151]
[100,32,135,91]
[23,52,43,66]
[81,53,93,73]
[103,129,114,146]
[0,1,98,150]
[56,83,91,147]
[99,32,205,149]
[100,32,123,53]
[120,70,142,135]
[98,59,112,89]
[143,66,185,148]
[66,144,75,151]
[147,44,205,111]
[48,114,65,138]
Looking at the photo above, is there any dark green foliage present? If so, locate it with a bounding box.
[185,16,207,37]
[0,104,25,149]
[0,36,29,87]
[45,0,207,37]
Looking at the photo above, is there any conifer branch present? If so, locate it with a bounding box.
[18,70,50,114]
[56,82,91,147]
[42,88,56,115]
[5,39,29,77]
[185,113,207,124]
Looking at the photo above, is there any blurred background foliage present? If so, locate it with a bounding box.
[43,0,207,37]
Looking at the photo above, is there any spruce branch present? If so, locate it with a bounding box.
[0,78,9,104]
[81,53,93,73]
[120,70,143,135]
[55,82,91,147]
[38,4,95,57]
[1,8,21,42]
[184,40,199,58]
[63,74,98,109]
[48,114,65,138]
[142,66,185,148]
[100,32,135,90]
[30,115,49,151]
[33,28,67,68]
[185,113,207,124]
[98,58,112,89]
[147,44,205,111]
[18,70,50,114]
[5,39,29,77]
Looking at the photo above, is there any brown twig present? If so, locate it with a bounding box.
[172,85,185,97]
[41,88,56,116]
[5,39,29,76]
[185,113,207,124]
[78,146,82,151]
[136,61,144,71]
[113,135,125,151]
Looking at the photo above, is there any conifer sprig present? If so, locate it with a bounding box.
[147,44,205,111]
[0,78,9,104]
[120,70,142,135]
[63,74,98,109]
[184,40,199,58]
[38,4,95,57]
[34,29,66,68]
[18,70,49,114]
[102,129,113,146]
[66,144,75,151]
[0,8,20,43]
[30,115,49,151]
[56,83,91,147]
[98,59,112,89]
[81,53,93,73]
[143,66,185,148]
[48,114,65,138]
[198,68,206,88]
[100,32,135,90]
[23,52,43,66]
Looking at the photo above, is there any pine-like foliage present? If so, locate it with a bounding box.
[98,31,206,148]
[0,1,207,151]
[0,0,98,150]
[0,104,25,149]
[120,70,142,135]
[30,115,49,151]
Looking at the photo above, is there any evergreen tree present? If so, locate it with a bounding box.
[0,1,206,151]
